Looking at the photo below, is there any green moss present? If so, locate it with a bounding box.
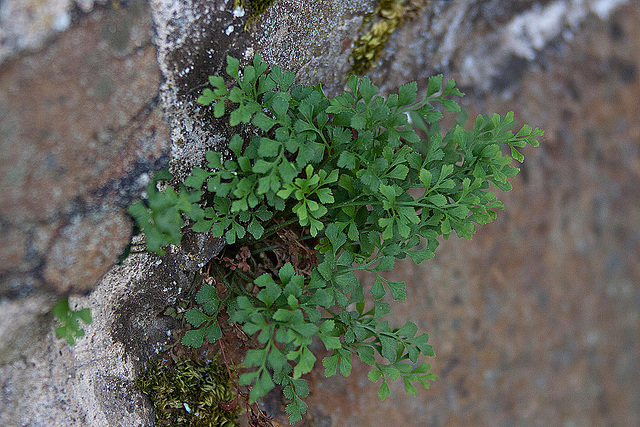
[351,0,431,75]
[136,358,239,427]
[234,0,277,28]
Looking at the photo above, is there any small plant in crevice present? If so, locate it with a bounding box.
[129,54,541,423]
[51,297,92,346]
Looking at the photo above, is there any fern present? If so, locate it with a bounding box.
[130,54,542,423]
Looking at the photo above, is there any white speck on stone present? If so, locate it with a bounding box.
[139,173,150,186]
[563,29,574,41]
[462,55,475,71]
[244,46,255,60]
[225,25,234,35]
[155,259,162,266]
[585,330,601,345]
[233,7,246,18]
[53,11,71,31]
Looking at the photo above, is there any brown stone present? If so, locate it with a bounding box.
[42,211,132,294]
[0,0,169,298]
[0,6,159,225]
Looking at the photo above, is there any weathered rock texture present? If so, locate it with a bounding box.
[0,0,638,425]
[0,0,167,297]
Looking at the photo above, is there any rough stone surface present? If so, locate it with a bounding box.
[0,0,168,297]
[0,0,638,426]
[0,244,193,426]
[42,211,132,294]
[252,0,374,94]
[150,0,253,178]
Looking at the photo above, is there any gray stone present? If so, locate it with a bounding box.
[0,238,220,425]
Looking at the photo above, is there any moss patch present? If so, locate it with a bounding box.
[351,0,431,75]
[235,0,278,28]
[136,358,239,426]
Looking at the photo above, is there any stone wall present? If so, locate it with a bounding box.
[0,0,637,425]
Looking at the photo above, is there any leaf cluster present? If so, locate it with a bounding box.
[127,170,202,254]
[51,298,92,346]
[129,54,541,423]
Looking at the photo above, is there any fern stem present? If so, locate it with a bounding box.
[261,216,298,240]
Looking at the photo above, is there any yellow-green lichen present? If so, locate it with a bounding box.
[234,0,277,28]
[351,0,432,75]
[136,358,238,427]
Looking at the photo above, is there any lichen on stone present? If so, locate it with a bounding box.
[135,357,238,426]
[351,0,432,75]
